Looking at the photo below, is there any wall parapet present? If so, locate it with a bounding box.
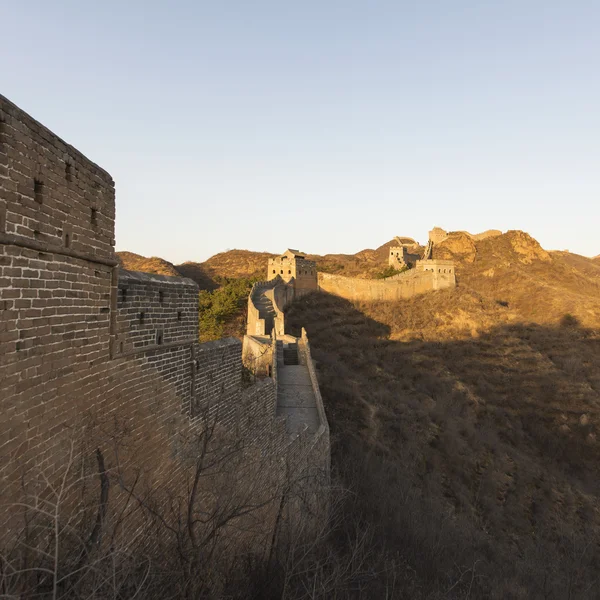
[247,278,280,335]
[298,329,329,439]
[319,264,455,301]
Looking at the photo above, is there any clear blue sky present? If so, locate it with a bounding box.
[3,0,599,262]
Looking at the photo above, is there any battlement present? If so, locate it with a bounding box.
[115,269,198,354]
[0,94,115,263]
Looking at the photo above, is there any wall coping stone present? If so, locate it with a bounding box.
[196,337,242,353]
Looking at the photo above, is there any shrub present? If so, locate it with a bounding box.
[199,277,259,341]
[560,313,580,328]
[374,265,409,279]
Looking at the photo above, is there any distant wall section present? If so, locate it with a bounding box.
[319,260,455,301]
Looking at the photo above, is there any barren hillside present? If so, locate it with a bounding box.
[433,231,600,328]
[117,249,275,290]
[119,230,600,335]
[286,291,600,598]
[117,232,600,596]
[116,251,181,277]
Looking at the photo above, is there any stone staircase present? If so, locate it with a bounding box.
[254,292,276,335]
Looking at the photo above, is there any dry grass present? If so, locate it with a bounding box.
[437,231,600,329]
[287,291,600,598]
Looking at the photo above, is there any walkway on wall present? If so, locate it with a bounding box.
[276,336,319,435]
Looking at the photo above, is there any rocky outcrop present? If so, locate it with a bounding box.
[435,232,478,264]
[505,230,551,264]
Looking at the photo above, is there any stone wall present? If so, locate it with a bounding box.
[115,269,198,351]
[246,278,279,335]
[192,337,243,420]
[318,260,456,301]
[0,95,115,262]
[388,246,421,269]
[0,94,329,554]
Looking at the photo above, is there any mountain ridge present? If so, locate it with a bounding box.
[117,231,600,327]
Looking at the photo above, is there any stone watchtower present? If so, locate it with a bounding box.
[268,249,317,294]
[388,237,421,269]
[429,227,448,245]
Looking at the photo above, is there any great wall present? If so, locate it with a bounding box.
[0,92,464,575]
[0,94,329,563]
[318,233,457,302]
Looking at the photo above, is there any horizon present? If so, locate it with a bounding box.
[119,226,599,265]
[3,0,599,263]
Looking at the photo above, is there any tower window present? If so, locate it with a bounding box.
[65,163,72,182]
[34,179,44,204]
[177,310,182,321]
[91,208,98,225]
[156,330,163,345]
[159,290,164,303]
[139,311,145,324]
[64,232,70,248]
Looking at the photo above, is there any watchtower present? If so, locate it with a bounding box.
[268,249,318,293]
[389,236,420,269]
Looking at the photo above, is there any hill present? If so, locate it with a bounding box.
[117,249,276,290]
[305,239,421,278]
[119,231,600,339]
[286,291,600,598]
[200,249,276,280]
[432,231,600,328]
[117,232,600,596]
[116,251,181,277]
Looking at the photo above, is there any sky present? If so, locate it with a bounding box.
[2,0,599,263]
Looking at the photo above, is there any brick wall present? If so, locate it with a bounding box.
[0,94,329,556]
[0,95,115,262]
[116,269,198,350]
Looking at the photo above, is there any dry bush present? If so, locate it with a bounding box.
[0,408,358,600]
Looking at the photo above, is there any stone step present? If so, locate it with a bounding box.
[283,344,299,365]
